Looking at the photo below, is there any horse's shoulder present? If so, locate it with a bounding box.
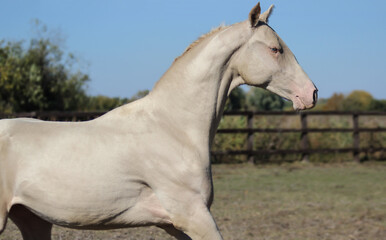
[0,119,21,155]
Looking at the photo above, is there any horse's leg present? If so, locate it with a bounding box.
[159,225,192,240]
[0,204,8,235]
[179,203,223,240]
[9,204,52,240]
[162,199,223,240]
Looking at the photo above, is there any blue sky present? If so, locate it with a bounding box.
[1,0,385,99]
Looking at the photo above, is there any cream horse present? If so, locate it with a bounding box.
[0,3,317,240]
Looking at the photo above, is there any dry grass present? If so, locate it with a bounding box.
[212,162,386,240]
[1,162,386,240]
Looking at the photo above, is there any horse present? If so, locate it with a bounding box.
[0,3,317,240]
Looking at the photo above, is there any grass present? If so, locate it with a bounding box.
[1,162,386,240]
[212,162,386,240]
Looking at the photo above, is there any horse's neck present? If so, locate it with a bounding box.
[148,21,250,146]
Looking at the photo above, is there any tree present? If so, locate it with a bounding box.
[86,96,128,111]
[0,22,89,113]
[342,90,373,111]
[85,90,150,111]
[246,88,284,111]
[128,90,149,102]
[224,87,246,111]
[369,99,386,111]
[322,93,345,111]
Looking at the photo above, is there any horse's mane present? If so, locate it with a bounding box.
[174,25,227,62]
[153,25,228,90]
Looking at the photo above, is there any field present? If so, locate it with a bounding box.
[1,162,385,240]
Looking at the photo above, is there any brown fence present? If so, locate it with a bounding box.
[1,111,385,163]
[213,111,386,163]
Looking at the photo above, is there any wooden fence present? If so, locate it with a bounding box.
[213,111,386,163]
[1,111,385,163]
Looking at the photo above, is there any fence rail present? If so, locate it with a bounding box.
[214,111,386,162]
[1,111,385,163]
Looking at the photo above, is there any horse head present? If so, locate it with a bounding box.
[233,3,318,110]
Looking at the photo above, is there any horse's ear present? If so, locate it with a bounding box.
[249,2,261,27]
[260,4,275,23]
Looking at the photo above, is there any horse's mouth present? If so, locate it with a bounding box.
[292,95,316,111]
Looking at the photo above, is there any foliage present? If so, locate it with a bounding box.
[223,87,287,112]
[246,87,285,111]
[316,90,385,112]
[85,90,149,111]
[86,96,129,111]
[342,90,374,111]
[129,90,149,102]
[0,24,89,113]
[321,93,345,111]
[224,87,246,111]
[370,99,386,111]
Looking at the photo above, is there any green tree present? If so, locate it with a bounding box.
[85,90,149,111]
[224,87,246,111]
[0,23,89,113]
[128,90,149,102]
[369,99,386,111]
[342,90,373,111]
[86,96,128,111]
[246,88,284,111]
[322,93,345,111]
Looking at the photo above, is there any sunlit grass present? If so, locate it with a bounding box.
[212,162,386,240]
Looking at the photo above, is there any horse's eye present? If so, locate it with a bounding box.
[270,47,283,54]
[271,47,279,53]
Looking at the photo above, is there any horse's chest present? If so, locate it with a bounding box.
[148,162,214,207]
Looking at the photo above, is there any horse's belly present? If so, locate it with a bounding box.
[13,180,132,223]
[13,177,171,229]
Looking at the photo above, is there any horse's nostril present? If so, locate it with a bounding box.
[313,89,318,104]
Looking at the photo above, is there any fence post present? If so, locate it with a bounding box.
[247,112,254,163]
[353,113,360,162]
[300,113,309,162]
